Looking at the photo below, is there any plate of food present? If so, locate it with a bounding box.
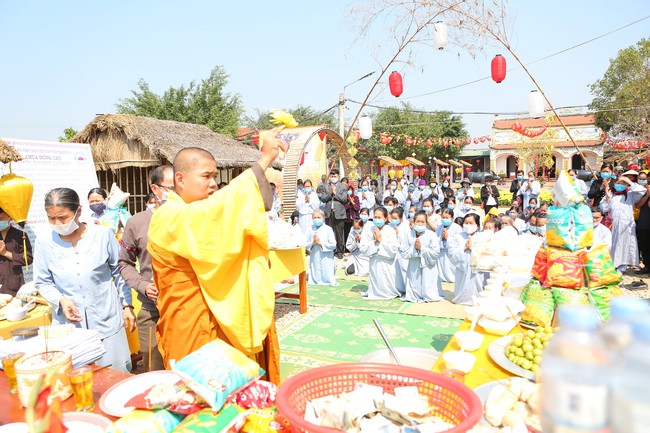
[472,378,541,432]
[0,299,37,321]
[487,335,535,381]
[99,370,183,417]
[62,412,112,432]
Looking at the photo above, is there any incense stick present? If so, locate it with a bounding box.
[43,310,48,355]
[148,326,152,372]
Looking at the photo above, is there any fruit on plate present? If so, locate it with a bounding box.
[504,326,555,373]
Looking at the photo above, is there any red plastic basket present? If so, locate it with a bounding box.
[276,363,482,433]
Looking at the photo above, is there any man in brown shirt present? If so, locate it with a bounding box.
[0,208,33,296]
[118,165,173,371]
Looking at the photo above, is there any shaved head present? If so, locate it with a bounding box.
[173,147,216,174]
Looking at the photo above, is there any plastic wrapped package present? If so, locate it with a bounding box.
[531,248,548,283]
[583,244,622,288]
[552,171,584,207]
[543,248,585,289]
[589,285,623,321]
[171,339,264,411]
[172,406,245,432]
[521,281,555,327]
[551,287,590,307]
[571,204,594,250]
[546,207,573,250]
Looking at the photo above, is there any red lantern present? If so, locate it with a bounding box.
[491,54,506,83]
[405,137,413,146]
[465,167,471,173]
[413,168,420,177]
[389,71,403,97]
[251,134,260,145]
[426,139,432,147]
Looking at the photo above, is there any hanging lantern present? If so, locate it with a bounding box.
[433,21,448,50]
[426,139,432,147]
[389,71,403,97]
[491,54,506,83]
[370,160,376,167]
[397,169,404,179]
[413,168,420,177]
[465,167,472,173]
[405,137,413,146]
[528,90,545,117]
[388,168,396,179]
[359,116,372,139]
[0,173,33,224]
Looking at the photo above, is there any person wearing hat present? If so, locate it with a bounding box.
[480,175,500,215]
[622,168,639,184]
[415,179,430,209]
[456,178,475,203]
[0,207,33,296]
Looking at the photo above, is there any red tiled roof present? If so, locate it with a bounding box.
[491,139,603,149]
[493,114,596,130]
[235,127,257,140]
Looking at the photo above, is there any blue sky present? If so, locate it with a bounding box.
[1,1,648,141]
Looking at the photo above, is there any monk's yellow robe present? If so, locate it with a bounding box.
[147,165,280,384]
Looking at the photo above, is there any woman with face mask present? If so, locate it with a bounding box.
[447,213,487,305]
[399,211,444,302]
[517,171,541,209]
[345,217,369,277]
[356,180,376,212]
[588,163,614,208]
[453,196,476,220]
[359,207,403,300]
[88,187,132,240]
[436,208,459,283]
[391,207,409,294]
[296,179,321,238]
[421,198,441,231]
[440,178,455,208]
[0,208,33,296]
[600,174,647,273]
[34,187,135,372]
[305,210,338,286]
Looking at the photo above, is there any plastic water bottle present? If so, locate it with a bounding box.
[610,316,650,433]
[600,297,649,352]
[540,305,611,433]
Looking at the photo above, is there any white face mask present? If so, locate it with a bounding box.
[146,203,156,211]
[463,224,478,235]
[51,210,79,236]
[330,177,339,184]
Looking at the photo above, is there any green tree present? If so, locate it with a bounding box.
[590,38,650,139]
[116,66,243,137]
[58,127,78,142]
[355,103,467,165]
[243,105,336,130]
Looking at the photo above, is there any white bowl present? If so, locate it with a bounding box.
[478,316,519,336]
[442,350,476,373]
[454,330,484,352]
[5,307,27,322]
[360,347,440,370]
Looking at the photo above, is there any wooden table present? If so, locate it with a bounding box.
[432,319,525,389]
[270,248,308,314]
[0,305,52,340]
[0,367,132,424]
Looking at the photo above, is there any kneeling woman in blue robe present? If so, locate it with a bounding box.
[448,213,487,305]
[359,207,402,300]
[400,211,444,302]
[305,210,337,286]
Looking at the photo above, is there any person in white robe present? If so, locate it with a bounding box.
[599,176,646,271]
[591,207,612,251]
[305,210,337,286]
[382,180,405,208]
[448,213,487,305]
[356,180,376,212]
[403,183,420,212]
[429,181,444,211]
[456,178,475,202]
[517,171,541,209]
[390,207,409,294]
[416,180,430,209]
[453,196,478,220]
[436,208,459,283]
[359,207,403,300]
[400,211,444,302]
[359,208,374,237]
[345,218,369,276]
[296,180,321,237]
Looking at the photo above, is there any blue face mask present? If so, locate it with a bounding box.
[442,183,449,188]
[441,219,452,227]
[0,220,10,231]
[614,184,627,192]
[385,205,394,213]
[362,186,369,192]
[639,180,648,186]
[360,215,369,222]
[347,190,353,196]
[391,185,397,191]
[408,187,415,193]
[516,175,523,181]
[600,172,611,179]
[448,204,455,210]
[313,219,324,227]
[390,219,400,227]
[354,228,363,234]
[414,225,426,233]
[374,219,385,228]
[537,226,546,237]
[529,226,537,234]
[304,188,312,193]
[423,206,433,214]
[408,212,415,219]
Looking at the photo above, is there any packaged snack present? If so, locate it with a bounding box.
[552,287,590,307]
[171,339,264,411]
[571,204,594,250]
[124,380,207,415]
[589,285,623,321]
[233,380,277,409]
[521,283,555,327]
[546,207,574,250]
[241,408,287,432]
[552,171,584,207]
[172,406,246,433]
[531,249,548,283]
[543,248,585,289]
[106,409,183,433]
[583,244,622,288]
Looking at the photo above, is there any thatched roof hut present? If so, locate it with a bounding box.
[71,114,274,171]
[0,138,24,164]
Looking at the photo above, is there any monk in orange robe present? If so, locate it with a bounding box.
[147,128,286,385]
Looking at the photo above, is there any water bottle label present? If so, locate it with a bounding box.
[611,391,650,433]
[543,379,609,432]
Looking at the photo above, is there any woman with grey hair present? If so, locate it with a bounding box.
[34,187,135,372]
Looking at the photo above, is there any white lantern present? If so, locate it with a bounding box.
[359,116,372,139]
[433,21,448,50]
[528,90,545,117]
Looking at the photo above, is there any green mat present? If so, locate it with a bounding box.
[278,306,462,381]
